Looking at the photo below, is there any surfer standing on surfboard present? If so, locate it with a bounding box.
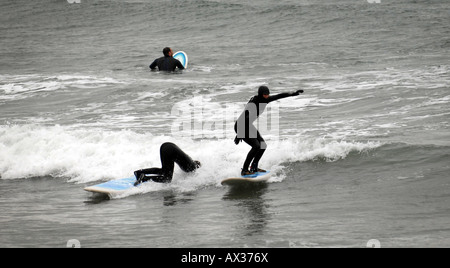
[149,47,185,72]
[234,86,304,176]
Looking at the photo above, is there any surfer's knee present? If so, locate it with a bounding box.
[260,141,267,150]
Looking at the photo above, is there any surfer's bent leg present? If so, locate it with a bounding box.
[242,137,259,172]
[134,143,200,185]
[235,122,265,174]
[249,131,266,172]
[133,168,165,185]
[242,131,266,173]
[159,142,200,182]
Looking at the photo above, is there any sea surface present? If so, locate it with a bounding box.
[1,0,449,248]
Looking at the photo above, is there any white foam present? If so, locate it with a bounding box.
[0,74,124,101]
[0,124,161,182]
[0,124,382,196]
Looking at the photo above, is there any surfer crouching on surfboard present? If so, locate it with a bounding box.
[134,142,201,185]
[234,86,304,176]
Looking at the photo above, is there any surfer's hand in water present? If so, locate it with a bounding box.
[292,90,304,96]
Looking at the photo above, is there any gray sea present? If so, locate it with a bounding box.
[1,0,449,248]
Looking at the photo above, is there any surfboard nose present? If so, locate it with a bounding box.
[173,51,188,68]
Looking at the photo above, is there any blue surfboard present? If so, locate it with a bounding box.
[84,177,136,197]
[173,51,188,68]
[221,171,271,186]
[84,175,158,197]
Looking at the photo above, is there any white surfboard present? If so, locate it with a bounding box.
[221,171,271,186]
[173,51,188,68]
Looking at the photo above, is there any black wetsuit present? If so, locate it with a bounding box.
[134,142,199,184]
[234,92,297,172]
[149,56,185,72]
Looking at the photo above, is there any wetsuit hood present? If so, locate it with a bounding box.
[258,86,270,97]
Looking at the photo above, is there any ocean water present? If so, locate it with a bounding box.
[1,0,449,248]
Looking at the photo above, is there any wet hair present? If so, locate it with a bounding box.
[163,47,171,57]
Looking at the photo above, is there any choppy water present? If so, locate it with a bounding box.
[1,0,449,247]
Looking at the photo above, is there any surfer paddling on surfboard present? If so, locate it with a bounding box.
[234,86,304,176]
[134,142,201,185]
[149,47,185,72]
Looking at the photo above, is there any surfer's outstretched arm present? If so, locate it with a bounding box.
[267,90,304,103]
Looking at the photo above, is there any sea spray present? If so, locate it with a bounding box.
[1,124,381,188]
